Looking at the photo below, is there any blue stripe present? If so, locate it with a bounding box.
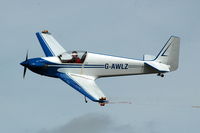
[58,64,104,66]
[48,66,104,68]
[49,66,82,68]
[85,65,104,66]
[84,67,104,68]
[42,59,105,68]
[36,32,54,57]
[154,37,172,60]
[58,73,99,102]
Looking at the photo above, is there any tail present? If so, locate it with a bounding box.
[154,36,180,71]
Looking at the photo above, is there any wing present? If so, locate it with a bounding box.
[36,31,66,57]
[58,73,107,102]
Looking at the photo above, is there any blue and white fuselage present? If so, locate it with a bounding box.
[20,31,180,106]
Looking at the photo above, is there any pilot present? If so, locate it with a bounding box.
[68,51,82,63]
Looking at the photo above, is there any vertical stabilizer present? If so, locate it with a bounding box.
[155,36,180,71]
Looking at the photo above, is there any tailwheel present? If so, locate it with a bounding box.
[157,73,164,77]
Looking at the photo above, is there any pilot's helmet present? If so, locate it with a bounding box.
[72,51,78,57]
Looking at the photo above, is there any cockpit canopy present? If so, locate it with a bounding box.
[58,51,87,63]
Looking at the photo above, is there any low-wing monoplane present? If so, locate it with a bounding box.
[20,30,180,106]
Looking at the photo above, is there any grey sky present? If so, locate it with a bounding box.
[0,0,200,133]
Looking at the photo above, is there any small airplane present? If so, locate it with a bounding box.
[20,30,180,106]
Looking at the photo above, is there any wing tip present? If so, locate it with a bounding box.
[36,30,51,35]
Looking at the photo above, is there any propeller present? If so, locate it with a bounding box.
[22,51,29,79]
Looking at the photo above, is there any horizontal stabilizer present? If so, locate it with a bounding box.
[143,54,156,61]
[145,61,170,72]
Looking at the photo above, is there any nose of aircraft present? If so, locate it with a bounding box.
[20,60,29,67]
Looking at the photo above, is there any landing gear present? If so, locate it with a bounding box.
[84,96,88,103]
[99,103,106,106]
[157,73,164,77]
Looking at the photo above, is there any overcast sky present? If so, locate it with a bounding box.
[0,0,200,133]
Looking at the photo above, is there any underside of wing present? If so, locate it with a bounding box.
[58,73,107,103]
[36,30,66,57]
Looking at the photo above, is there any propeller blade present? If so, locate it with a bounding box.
[26,50,28,61]
[23,67,27,79]
[23,50,29,79]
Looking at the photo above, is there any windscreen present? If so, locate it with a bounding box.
[58,51,87,63]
